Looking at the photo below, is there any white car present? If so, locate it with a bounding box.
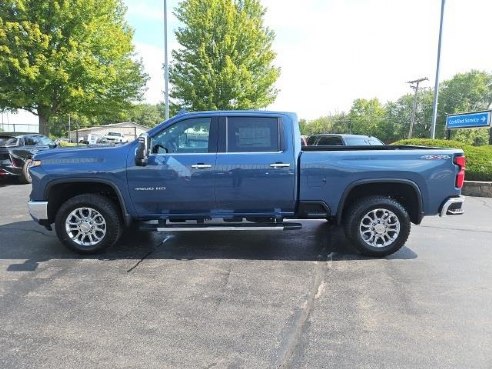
[103,132,126,143]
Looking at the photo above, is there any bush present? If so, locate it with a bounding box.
[393,139,492,181]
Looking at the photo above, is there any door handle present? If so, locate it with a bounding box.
[269,163,290,168]
[191,164,212,169]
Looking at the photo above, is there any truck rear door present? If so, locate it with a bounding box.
[214,115,296,216]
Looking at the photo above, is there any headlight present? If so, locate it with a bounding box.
[30,160,42,167]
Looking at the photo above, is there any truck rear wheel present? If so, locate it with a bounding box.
[55,194,122,254]
[344,196,410,257]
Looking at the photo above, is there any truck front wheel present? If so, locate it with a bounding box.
[344,196,410,257]
[55,194,123,254]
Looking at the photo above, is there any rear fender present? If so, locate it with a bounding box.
[336,179,424,225]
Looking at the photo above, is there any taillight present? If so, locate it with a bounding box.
[10,156,23,168]
[454,155,466,189]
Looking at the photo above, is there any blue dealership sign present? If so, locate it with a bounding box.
[446,111,491,129]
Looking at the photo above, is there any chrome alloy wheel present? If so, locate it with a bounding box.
[65,207,107,247]
[359,208,400,248]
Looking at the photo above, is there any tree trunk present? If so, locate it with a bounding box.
[489,127,492,145]
[38,107,50,136]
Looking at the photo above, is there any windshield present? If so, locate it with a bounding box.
[345,136,384,145]
[0,136,18,146]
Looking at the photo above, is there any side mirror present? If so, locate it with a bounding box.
[135,133,149,166]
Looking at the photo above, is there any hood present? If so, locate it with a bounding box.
[33,143,134,162]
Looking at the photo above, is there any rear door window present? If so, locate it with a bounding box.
[226,117,280,152]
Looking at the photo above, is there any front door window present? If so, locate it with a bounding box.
[151,118,212,154]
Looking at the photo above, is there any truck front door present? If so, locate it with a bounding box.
[127,117,218,217]
[214,115,296,217]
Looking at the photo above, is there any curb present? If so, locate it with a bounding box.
[462,181,492,198]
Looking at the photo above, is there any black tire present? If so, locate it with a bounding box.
[343,196,411,257]
[18,159,32,184]
[55,194,123,254]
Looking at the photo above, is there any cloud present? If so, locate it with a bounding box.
[134,43,165,104]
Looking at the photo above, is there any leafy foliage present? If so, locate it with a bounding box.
[170,0,280,111]
[48,103,165,137]
[302,70,492,145]
[438,70,492,142]
[385,89,434,141]
[0,0,148,134]
[125,103,165,127]
[394,139,492,181]
[348,99,386,137]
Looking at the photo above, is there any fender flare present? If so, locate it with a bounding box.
[44,178,133,226]
[336,178,424,224]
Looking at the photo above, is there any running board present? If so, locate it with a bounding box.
[138,222,302,232]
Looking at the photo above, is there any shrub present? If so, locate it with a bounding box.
[393,139,492,181]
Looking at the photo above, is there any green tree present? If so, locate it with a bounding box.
[300,116,336,136]
[0,0,148,135]
[126,103,165,128]
[348,98,387,138]
[49,102,166,137]
[171,0,280,111]
[437,70,492,143]
[385,89,434,142]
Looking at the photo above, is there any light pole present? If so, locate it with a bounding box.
[164,0,170,120]
[407,77,428,139]
[431,0,446,139]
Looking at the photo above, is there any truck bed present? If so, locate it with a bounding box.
[301,145,441,151]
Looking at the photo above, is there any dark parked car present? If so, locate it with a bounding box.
[307,134,384,146]
[0,133,56,183]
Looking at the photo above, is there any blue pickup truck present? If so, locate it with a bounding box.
[28,111,465,257]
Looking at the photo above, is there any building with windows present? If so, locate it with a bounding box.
[69,122,149,143]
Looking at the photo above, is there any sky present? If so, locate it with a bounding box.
[125,0,492,120]
[3,0,491,127]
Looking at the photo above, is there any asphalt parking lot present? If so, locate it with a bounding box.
[1,179,491,369]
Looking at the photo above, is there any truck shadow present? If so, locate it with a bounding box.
[0,177,23,187]
[0,220,417,271]
[150,220,418,262]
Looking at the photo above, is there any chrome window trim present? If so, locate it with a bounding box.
[149,152,216,157]
[216,151,282,155]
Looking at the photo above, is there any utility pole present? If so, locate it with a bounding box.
[164,0,170,120]
[407,77,428,139]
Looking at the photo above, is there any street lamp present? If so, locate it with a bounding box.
[164,0,170,120]
[430,0,446,139]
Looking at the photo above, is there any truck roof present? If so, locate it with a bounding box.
[147,110,298,136]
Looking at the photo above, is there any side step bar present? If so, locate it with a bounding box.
[138,222,302,232]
